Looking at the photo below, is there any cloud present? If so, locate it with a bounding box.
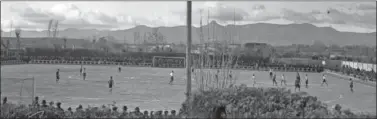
[1,19,40,30]
[3,2,375,32]
[6,3,156,30]
[327,7,375,29]
[172,2,250,24]
[356,3,376,11]
[243,4,281,22]
[10,3,65,24]
[206,3,249,22]
[280,5,376,29]
[281,8,319,23]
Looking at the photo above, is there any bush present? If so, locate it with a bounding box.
[179,85,376,118]
[2,85,375,118]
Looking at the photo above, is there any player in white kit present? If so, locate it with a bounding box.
[79,65,83,76]
[252,74,256,87]
[280,74,287,86]
[305,74,309,88]
[321,74,328,86]
[169,71,174,85]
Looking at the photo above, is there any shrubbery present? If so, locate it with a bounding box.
[179,84,376,118]
[2,85,375,118]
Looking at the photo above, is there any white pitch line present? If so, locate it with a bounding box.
[323,94,343,103]
[325,72,376,88]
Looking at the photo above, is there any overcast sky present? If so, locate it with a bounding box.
[1,1,375,33]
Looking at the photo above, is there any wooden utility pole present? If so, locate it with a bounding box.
[186,0,192,117]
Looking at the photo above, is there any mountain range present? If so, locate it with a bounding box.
[2,21,376,47]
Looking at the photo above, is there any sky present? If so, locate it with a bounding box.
[1,1,376,33]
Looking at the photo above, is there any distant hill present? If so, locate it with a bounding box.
[2,21,376,47]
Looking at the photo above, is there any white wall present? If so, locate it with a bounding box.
[341,61,376,72]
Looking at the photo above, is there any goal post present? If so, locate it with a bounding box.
[19,77,36,104]
[152,56,186,68]
[2,77,36,105]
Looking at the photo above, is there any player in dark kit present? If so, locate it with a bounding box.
[272,74,278,86]
[305,74,309,88]
[295,72,301,92]
[118,66,121,73]
[269,69,273,79]
[82,68,87,80]
[56,69,60,83]
[109,76,114,93]
[349,78,354,93]
[79,65,83,76]
[229,70,233,79]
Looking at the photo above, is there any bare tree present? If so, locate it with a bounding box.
[15,28,21,60]
[193,8,241,91]
[62,37,67,49]
[52,21,59,39]
[92,36,96,44]
[91,35,97,49]
[134,32,140,44]
[148,28,165,49]
[6,40,10,49]
[99,37,109,53]
[1,27,3,45]
[47,20,54,38]
[0,27,7,58]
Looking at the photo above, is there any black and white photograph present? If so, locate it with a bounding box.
[1,1,376,118]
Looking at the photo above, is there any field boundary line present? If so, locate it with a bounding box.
[325,71,376,88]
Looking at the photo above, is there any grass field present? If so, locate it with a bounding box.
[1,64,375,114]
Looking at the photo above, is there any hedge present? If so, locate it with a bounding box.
[2,85,375,118]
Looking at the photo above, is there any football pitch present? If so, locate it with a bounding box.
[1,64,375,113]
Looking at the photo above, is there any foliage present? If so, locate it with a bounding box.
[180,85,376,118]
[2,85,375,118]
[1,102,178,119]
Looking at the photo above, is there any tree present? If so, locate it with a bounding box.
[92,36,97,44]
[52,21,59,39]
[99,37,109,53]
[62,37,67,49]
[148,28,165,47]
[1,27,4,48]
[53,44,62,52]
[47,19,53,38]
[133,32,140,44]
[1,27,8,58]
[6,40,10,48]
[15,28,21,60]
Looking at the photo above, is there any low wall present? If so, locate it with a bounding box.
[29,60,153,67]
[277,58,322,65]
[341,61,376,72]
[277,58,344,71]
[325,70,376,87]
[324,60,342,70]
[28,60,322,73]
[0,60,27,65]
